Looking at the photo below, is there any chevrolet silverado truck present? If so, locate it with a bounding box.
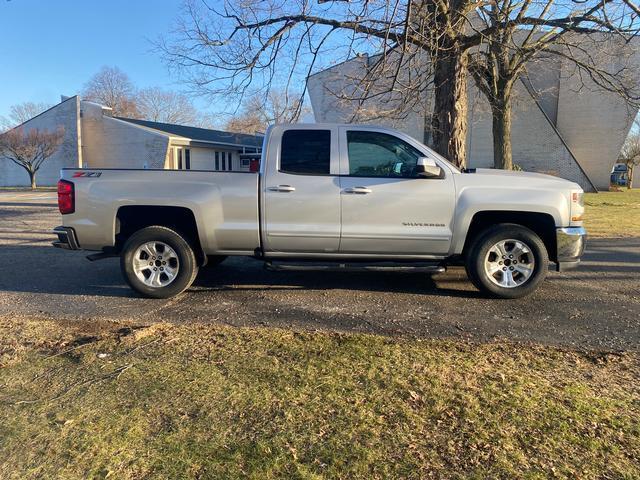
[53,124,586,299]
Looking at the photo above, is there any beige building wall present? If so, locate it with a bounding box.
[467,82,593,188]
[307,56,427,142]
[80,102,170,170]
[0,96,81,186]
[309,62,592,187]
[1,97,260,185]
[308,40,640,192]
[556,68,637,190]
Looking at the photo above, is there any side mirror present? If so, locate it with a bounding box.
[416,157,443,178]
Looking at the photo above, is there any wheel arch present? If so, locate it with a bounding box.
[115,205,207,265]
[460,211,557,262]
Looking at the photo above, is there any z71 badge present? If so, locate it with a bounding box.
[72,171,102,178]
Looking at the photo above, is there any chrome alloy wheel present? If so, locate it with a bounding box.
[483,239,535,288]
[132,241,179,288]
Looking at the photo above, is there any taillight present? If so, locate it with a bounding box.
[57,179,75,214]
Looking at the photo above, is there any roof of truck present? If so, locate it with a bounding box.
[117,117,264,148]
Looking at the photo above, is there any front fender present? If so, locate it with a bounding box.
[450,186,569,255]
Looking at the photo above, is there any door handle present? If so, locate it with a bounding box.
[343,186,372,194]
[268,185,296,193]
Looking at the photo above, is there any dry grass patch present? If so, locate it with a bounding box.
[1,317,638,479]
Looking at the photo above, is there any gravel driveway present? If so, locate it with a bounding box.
[1,191,639,351]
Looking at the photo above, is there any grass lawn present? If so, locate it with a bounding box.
[584,189,640,237]
[1,317,638,479]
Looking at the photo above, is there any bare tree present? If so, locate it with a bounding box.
[161,0,474,166]
[136,87,200,125]
[161,0,638,168]
[619,117,640,188]
[82,66,140,118]
[469,1,640,170]
[0,101,54,131]
[224,110,264,135]
[224,90,308,134]
[0,127,65,189]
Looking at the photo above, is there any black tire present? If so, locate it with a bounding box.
[465,224,548,299]
[205,255,228,267]
[120,226,199,299]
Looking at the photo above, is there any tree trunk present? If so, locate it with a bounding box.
[491,99,513,170]
[431,50,469,169]
[628,165,634,189]
[29,170,37,190]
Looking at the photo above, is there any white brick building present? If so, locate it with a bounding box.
[0,96,262,187]
[308,45,640,192]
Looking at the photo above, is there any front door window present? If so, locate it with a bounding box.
[346,131,423,178]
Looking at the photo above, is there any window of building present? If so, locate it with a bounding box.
[346,131,423,178]
[280,130,331,175]
[174,147,191,170]
[213,151,234,171]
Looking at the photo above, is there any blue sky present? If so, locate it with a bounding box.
[0,0,188,117]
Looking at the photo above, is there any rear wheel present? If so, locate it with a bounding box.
[466,224,548,299]
[121,226,198,298]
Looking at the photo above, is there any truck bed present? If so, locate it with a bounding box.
[59,168,260,254]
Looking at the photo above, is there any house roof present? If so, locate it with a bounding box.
[117,117,264,149]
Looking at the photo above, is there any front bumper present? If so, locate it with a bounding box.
[52,226,80,250]
[555,226,586,271]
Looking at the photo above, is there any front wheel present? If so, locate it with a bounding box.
[465,224,548,299]
[120,226,199,299]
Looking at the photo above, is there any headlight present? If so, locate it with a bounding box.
[571,191,584,222]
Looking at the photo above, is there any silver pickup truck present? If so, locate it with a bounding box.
[53,124,586,299]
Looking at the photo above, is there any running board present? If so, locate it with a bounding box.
[264,261,446,273]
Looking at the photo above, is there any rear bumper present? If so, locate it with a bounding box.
[555,226,586,271]
[52,226,80,250]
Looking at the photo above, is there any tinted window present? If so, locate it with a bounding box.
[347,131,423,178]
[281,130,331,175]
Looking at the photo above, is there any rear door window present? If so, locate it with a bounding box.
[280,130,331,175]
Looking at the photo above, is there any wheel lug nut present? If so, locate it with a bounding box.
[160,267,164,271]
[509,255,513,258]
[502,267,507,271]
[499,261,503,265]
[149,262,153,265]
[153,267,157,271]
[162,261,166,265]
[510,266,514,270]
[159,256,162,260]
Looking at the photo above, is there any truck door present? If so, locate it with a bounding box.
[261,126,341,253]
[338,127,456,256]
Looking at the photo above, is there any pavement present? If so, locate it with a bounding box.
[0,191,639,351]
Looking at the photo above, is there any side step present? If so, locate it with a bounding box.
[264,261,446,274]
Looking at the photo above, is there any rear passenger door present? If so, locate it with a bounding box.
[261,127,342,253]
